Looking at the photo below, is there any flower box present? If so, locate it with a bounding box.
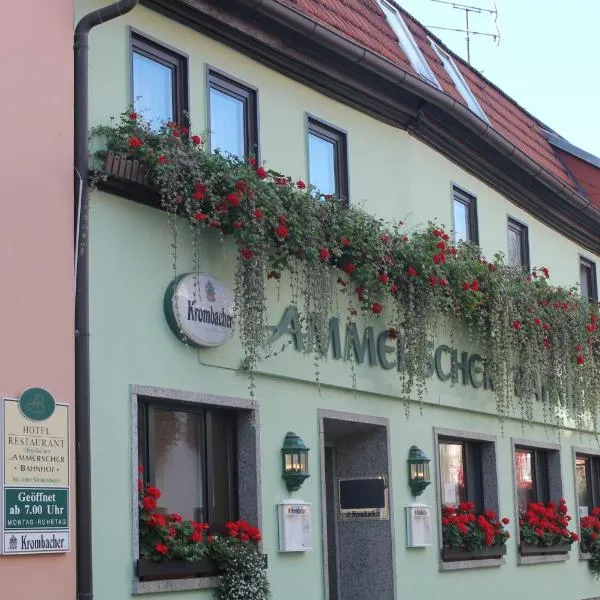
[442,545,506,562]
[137,557,218,580]
[519,542,571,556]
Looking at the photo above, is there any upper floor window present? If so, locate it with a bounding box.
[307,117,348,203]
[208,69,258,159]
[507,218,529,270]
[430,41,488,123]
[580,257,598,303]
[131,33,188,128]
[377,0,439,86]
[138,400,237,526]
[452,187,478,244]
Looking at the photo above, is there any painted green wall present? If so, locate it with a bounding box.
[80,0,600,598]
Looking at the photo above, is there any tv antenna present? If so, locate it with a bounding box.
[426,0,500,64]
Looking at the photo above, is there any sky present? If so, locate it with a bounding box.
[398,0,600,157]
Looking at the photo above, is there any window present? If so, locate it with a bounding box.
[131,33,188,128]
[138,401,237,526]
[437,433,498,516]
[580,257,598,303]
[208,70,258,159]
[452,187,478,244]
[377,0,439,86]
[576,454,600,516]
[507,218,530,270]
[430,41,488,123]
[307,117,348,202]
[515,447,550,512]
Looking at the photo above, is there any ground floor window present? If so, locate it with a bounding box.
[132,386,260,593]
[515,446,551,511]
[576,453,600,517]
[138,401,237,526]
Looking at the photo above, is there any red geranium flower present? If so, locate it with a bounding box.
[341,262,355,275]
[406,266,417,277]
[340,236,351,247]
[577,355,586,365]
[378,273,389,284]
[275,225,289,239]
[158,155,169,165]
[513,320,521,330]
[319,248,331,261]
[240,248,254,260]
[191,135,202,146]
[371,303,383,314]
[256,166,268,179]
[194,212,207,222]
[226,193,241,207]
[146,486,161,499]
[155,543,169,555]
[142,496,157,511]
[129,112,137,120]
[128,136,143,148]
[253,208,264,219]
[296,180,306,189]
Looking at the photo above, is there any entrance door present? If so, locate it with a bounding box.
[324,445,340,600]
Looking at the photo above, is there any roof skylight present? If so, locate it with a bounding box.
[430,40,489,123]
[377,0,439,87]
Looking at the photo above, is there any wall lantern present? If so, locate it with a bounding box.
[407,445,431,496]
[281,432,310,492]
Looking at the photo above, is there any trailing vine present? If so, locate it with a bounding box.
[92,110,600,428]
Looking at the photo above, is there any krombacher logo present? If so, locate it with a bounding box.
[187,301,234,329]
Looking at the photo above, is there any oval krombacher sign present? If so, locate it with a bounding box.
[18,387,56,421]
[164,273,235,347]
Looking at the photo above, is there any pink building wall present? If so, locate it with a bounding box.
[0,2,75,599]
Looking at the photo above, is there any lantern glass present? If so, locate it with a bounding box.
[407,445,431,496]
[281,432,310,492]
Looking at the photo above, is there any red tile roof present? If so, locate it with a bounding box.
[280,0,575,189]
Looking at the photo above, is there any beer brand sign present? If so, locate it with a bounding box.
[164,273,235,347]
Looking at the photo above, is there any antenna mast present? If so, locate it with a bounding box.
[426,0,500,64]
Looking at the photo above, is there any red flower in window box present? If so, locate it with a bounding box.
[519,501,577,550]
[441,502,510,555]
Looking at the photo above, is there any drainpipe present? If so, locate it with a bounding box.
[74,2,138,600]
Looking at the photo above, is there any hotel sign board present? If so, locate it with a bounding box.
[2,389,70,554]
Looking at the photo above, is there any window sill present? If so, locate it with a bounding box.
[440,545,506,571]
[134,575,220,595]
[517,542,571,565]
[440,557,505,571]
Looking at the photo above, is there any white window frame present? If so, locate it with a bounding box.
[430,40,489,123]
[377,0,439,87]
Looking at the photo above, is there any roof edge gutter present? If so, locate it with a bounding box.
[74,2,139,600]
[236,0,600,224]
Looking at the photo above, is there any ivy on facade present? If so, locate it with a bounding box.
[92,110,600,429]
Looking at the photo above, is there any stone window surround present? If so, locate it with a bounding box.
[318,409,397,600]
[572,445,600,561]
[511,437,566,566]
[434,427,503,572]
[130,384,261,595]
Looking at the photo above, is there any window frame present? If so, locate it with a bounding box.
[306,115,349,205]
[137,399,238,526]
[131,385,260,594]
[129,29,189,128]
[452,186,479,245]
[206,66,259,161]
[376,0,439,87]
[430,40,489,123]
[434,427,501,571]
[579,256,598,303]
[507,217,530,271]
[511,437,564,565]
[573,446,600,559]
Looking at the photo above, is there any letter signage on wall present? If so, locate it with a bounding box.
[164,273,235,347]
[2,389,70,553]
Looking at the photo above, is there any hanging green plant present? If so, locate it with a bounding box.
[91,109,600,428]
